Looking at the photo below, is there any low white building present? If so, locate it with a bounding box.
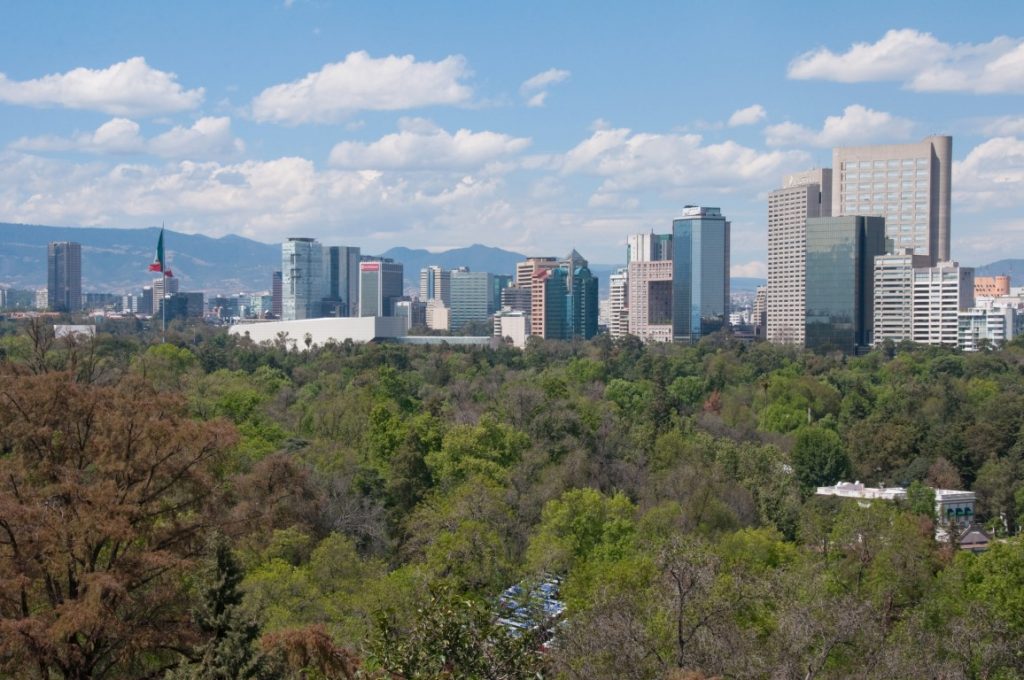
[816,480,976,526]
[958,306,1016,351]
[494,309,530,349]
[229,316,408,348]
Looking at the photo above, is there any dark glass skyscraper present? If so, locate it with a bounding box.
[323,245,361,316]
[804,215,887,354]
[47,241,82,313]
[671,207,730,343]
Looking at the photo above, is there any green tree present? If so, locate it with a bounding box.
[169,538,277,679]
[791,426,850,493]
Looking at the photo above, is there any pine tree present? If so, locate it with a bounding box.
[170,537,279,680]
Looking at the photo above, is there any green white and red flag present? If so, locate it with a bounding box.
[148,227,173,277]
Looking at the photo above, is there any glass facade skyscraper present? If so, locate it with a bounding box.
[282,238,324,321]
[450,270,492,331]
[324,245,361,317]
[47,241,82,313]
[804,216,887,354]
[671,206,730,344]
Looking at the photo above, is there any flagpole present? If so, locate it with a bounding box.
[162,222,166,343]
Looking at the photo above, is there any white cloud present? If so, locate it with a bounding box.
[250,51,472,124]
[0,150,513,250]
[789,29,1024,94]
[732,260,767,278]
[764,105,914,148]
[954,136,1024,209]
[559,126,809,205]
[0,57,203,116]
[328,118,530,170]
[11,117,244,159]
[982,116,1024,137]
[520,68,570,107]
[728,104,766,127]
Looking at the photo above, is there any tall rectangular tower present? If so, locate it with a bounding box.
[671,206,730,344]
[324,246,361,316]
[359,258,404,317]
[912,262,974,347]
[450,270,491,331]
[282,238,325,321]
[419,265,451,305]
[766,169,832,346]
[804,216,887,354]
[873,249,930,345]
[271,271,283,318]
[833,135,952,264]
[47,241,82,313]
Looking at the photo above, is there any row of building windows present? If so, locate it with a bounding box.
[840,158,928,170]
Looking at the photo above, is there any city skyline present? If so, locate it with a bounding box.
[1,3,1023,275]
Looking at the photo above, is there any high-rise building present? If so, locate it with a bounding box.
[531,267,570,339]
[766,169,832,346]
[974,276,1010,297]
[450,270,492,331]
[500,286,532,313]
[426,299,450,331]
[569,263,599,340]
[672,206,730,344]
[271,271,283,318]
[873,249,931,345]
[912,261,974,347]
[804,216,887,354]
[141,286,153,316]
[959,307,1016,351]
[489,275,512,314]
[608,268,629,339]
[152,276,180,315]
[627,261,673,343]
[47,241,82,313]
[753,286,767,340]
[626,232,673,263]
[158,292,204,321]
[394,299,427,330]
[420,265,451,306]
[282,238,324,321]
[516,257,559,289]
[359,258,404,317]
[324,246,361,316]
[833,135,952,264]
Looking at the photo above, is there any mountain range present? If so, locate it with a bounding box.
[3,222,1019,297]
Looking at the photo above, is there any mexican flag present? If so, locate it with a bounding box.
[148,227,174,277]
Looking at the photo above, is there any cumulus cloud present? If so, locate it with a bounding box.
[328,118,530,170]
[250,51,473,124]
[0,57,203,116]
[954,136,1024,209]
[982,116,1024,137]
[764,105,914,148]
[11,117,244,159]
[558,125,809,205]
[520,68,570,107]
[728,104,766,127]
[788,29,1024,94]
[732,260,767,278]
[0,149,512,249]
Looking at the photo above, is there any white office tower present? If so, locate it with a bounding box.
[912,261,974,347]
[766,168,832,346]
[627,260,674,343]
[419,265,451,305]
[958,307,1016,351]
[151,276,180,314]
[873,249,931,345]
[833,136,952,264]
[282,238,325,321]
[426,299,450,331]
[609,268,629,339]
[626,231,672,263]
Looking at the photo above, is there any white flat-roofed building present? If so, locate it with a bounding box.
[912,261,974,346]
[816,481,976,526]
[229,316,408,348]
[873,249,930,345]
[494,308,530,348]
[958,306,1016,351]
[833,136,952,265]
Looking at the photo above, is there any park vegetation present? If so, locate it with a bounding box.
[2,319,1024,679]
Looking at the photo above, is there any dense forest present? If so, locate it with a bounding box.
[2,319,1024,679]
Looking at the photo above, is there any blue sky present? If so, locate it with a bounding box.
[1,1,1023,274]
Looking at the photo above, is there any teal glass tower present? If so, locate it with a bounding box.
[671,206,730,344]
[804,215,887,354]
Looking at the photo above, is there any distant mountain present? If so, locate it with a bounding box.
[0,223,279,293]
[974,259,1024,283]
[380,244,528,291]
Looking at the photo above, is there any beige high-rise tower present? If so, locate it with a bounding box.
[833,135,952,265]
[766,169,832,346]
